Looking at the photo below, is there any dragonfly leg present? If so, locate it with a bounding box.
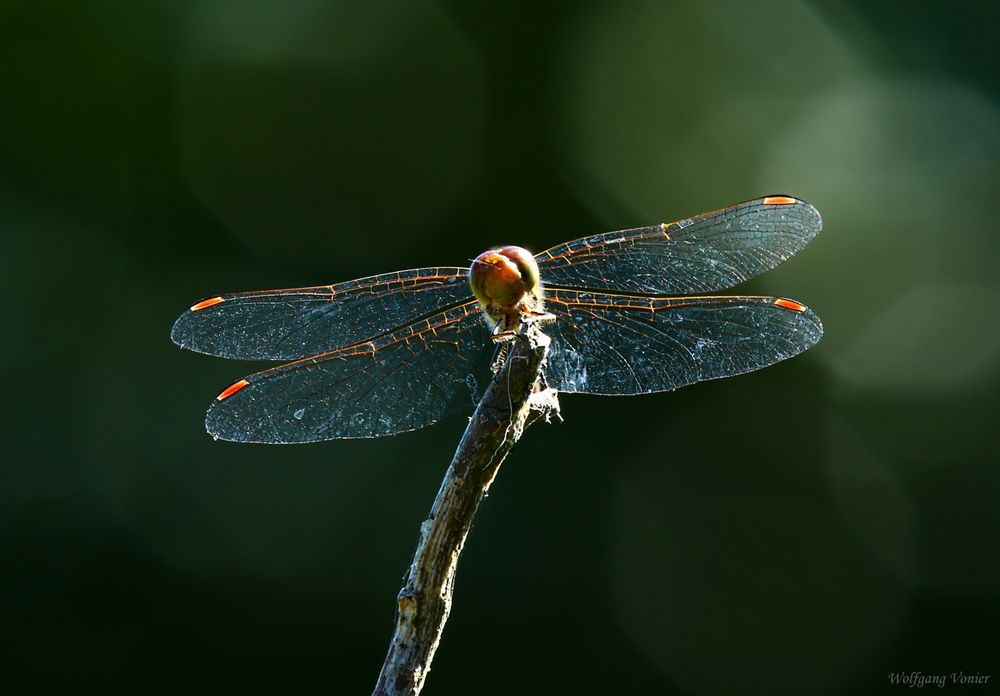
[521,310,556,325]
[491,328,517,343]
[491,310,554,347]
[490,341,510,374]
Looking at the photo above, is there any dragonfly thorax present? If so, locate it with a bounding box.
[470,246,542,330]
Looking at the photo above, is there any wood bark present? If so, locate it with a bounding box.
[372,323,558,696]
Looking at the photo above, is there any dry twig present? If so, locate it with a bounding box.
[372,323,559,696]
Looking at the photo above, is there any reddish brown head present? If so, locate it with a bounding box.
[469,246,540,310]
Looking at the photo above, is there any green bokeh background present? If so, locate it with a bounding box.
[3,1,998,693]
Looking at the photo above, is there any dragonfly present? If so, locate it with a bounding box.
[171,195,823,443]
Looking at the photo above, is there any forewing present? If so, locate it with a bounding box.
[536,196,820,294]
[543,289,823,395]
[206,301,491,443]
[171,267,470,360]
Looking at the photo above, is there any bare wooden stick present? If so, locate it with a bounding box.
[372,323,559,696]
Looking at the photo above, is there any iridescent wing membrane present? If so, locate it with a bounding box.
[542,292,822,396]
[536,195,821,295]
[171,267,472,360]
[172,268,488,443]
[536,195,823,394]
[204,304,490,443]
[172,196,822,442]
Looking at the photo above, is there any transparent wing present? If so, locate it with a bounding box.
[205,301,492,443]
[171,267,470,360]
[535,196,821,294]
[543,289,823,395]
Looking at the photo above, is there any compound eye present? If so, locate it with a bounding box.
[469,250,522,307]
[498,246,539,292]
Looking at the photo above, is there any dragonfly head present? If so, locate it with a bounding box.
[469,246,540,311]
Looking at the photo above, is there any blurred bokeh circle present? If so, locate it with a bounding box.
[555,0,864,223]
[611,404,905,695]
[174,0,485,267]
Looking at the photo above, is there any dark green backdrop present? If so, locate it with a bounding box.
[3,1,998,694]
